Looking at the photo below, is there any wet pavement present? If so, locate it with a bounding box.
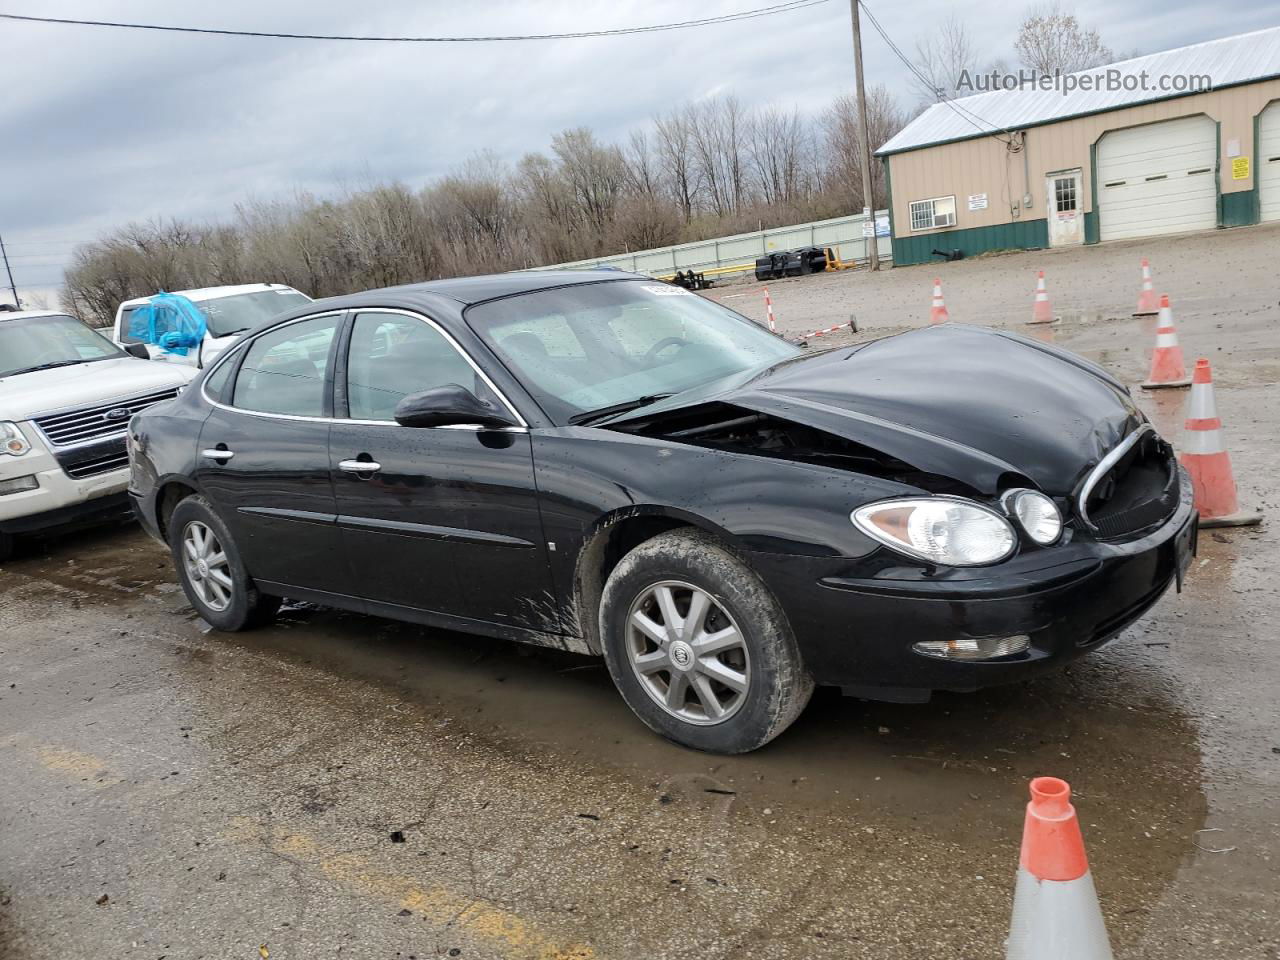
[2,227,1279,959]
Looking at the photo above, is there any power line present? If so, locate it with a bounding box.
[856,1,1014,146]
[0,2,832,42]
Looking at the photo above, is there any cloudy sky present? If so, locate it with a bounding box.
[3,0,1278,306]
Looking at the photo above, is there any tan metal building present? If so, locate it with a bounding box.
[877,27,1280,266]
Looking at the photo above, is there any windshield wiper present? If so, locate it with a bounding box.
[8,360,86,376]
[568,394,674,426]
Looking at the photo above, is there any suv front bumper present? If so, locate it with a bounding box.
[0,433,132,535]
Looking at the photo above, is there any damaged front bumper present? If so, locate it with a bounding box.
[749,471,1198,702]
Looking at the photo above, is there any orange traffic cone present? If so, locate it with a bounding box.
[1180,359,1263,528]
[1140,296,1191,389]
[929,278,949,324]
[763,286,777,333]
[1006,777,1113,960]
[1028,271,1054,324]
[1134,258,1160,316]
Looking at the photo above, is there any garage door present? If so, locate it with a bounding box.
[1259,101,1280,223]
[1097,115,1218,242]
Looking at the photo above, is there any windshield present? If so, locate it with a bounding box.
[466,280,800,424]
[0,314,126,378]
[118,289,311,342]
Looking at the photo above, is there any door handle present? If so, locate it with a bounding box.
[338,458,382,474]
[201,448,235,462]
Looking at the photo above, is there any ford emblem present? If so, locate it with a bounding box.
[104,407,131,422]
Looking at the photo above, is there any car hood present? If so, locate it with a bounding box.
[0,356,194,421]
[613,324,1143,496]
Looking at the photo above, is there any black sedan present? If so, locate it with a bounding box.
[128,272,1197,753]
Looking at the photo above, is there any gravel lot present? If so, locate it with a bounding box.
[2,225,1278,959]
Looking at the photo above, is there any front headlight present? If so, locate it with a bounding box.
[0,422,31,457]
[851,497,1017,566]
[1002,489,1062,545]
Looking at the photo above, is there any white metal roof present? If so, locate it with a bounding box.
[877,26,1280,156]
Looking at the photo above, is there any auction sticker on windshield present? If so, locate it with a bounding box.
[642,285,692,296]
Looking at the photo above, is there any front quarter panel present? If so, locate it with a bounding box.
[532,426,920,576]
[128,391,211,537]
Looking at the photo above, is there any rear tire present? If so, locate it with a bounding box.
[168,496,280,631]
[599,528,813,753]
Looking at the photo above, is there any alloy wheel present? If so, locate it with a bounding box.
[181,521,234,613]
[625,580,750,725]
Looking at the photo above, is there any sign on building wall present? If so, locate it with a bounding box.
[1231,156,1251,180]
[968,194,988,211]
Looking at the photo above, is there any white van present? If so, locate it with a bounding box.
[0,310,194,561]
[113,283,311,367]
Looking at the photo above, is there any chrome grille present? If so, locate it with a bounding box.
[33,388,179,447]
[1078,426,1179,540]
[63,449,131,479]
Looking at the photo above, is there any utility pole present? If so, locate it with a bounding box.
[0,233,18,306]
[849,0,880,271]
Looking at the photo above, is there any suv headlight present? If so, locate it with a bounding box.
[0,422,31,457]
[852,497,1017,566]
[1002,489,1062,545]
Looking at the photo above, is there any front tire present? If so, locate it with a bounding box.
[0,531,13,564]
[599,529,813,753]
[169,496,280,631]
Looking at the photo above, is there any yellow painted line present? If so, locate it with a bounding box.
[228,821,595,960]
[0,735,123,789]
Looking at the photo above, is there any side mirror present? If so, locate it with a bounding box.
[124,342,151,360]
[393,384,517,429]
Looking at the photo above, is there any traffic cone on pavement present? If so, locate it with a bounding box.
[929,278,949,324]
[1180,359,1263,528]
[1140,296,1192,389]
[1006,777,1113,960]
[1134,258,1160,316]
[1028,271,1054,324]
[763,287,777,333]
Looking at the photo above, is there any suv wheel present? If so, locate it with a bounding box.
[599,529,813,753]
[169,496,280,631]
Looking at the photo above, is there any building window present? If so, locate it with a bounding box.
[909,196,957,231]
[1054,178,1077,213]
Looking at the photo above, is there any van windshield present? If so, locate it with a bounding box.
[0,314,125,378]
[119,289,311,342]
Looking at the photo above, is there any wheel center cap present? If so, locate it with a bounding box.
[195,558,210,578]
[669,640,695,672]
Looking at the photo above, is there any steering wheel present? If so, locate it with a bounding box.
[644,337,689,363]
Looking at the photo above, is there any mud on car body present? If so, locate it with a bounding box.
[127,272,1197,753]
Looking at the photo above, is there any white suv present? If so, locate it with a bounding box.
[113,283,311,367]
[0,310,194,561]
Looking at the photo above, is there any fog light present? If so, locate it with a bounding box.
[912,635,1030,661]
[0,474,39,496]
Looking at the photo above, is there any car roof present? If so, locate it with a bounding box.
[322,270,649,309]
[117,283,306,310]
[0,309,74,322]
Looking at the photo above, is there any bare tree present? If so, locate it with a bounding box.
[821,85,903,209]
[690,96,749,217]
[748,106,813,207]
[911,15,980,104]
[552,127,627,238]
[653,107,700,222]
[1015,2,1114,75]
